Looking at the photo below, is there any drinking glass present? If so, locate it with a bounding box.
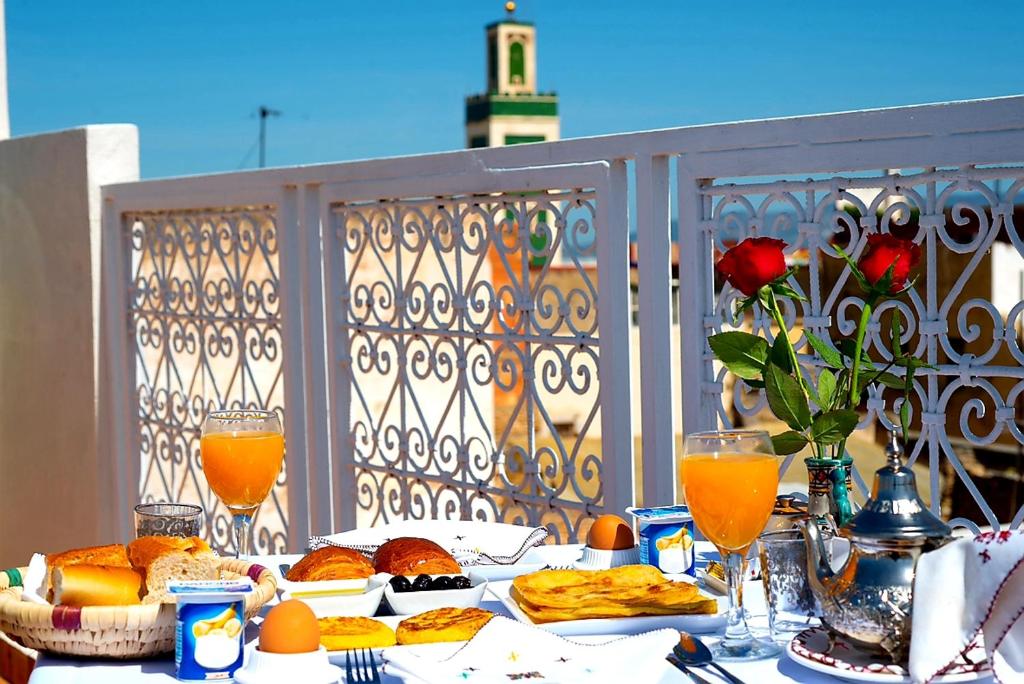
[200,409,284,558]
[758,528,830,642]
[680,429,781,661]
[134,502,203,538]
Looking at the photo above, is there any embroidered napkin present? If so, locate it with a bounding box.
[310,521,548,566]
[910,529,1024,683]
[381,616,676,683]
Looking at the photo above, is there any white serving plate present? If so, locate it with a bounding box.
[488,577,726,636]
[281,574,387,618]
[383,572,488,615]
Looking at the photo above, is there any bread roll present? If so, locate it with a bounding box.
[286,546,374,582]
[127,535,218,603]
[372,537,460,576]
[52,565,143,607]
[47,543,131,570]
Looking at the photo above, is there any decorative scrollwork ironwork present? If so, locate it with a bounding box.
[127,207,288,554]
[702,166,1024,530]
[333,190,603,542]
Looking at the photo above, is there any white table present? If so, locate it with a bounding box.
[27,546,836,683]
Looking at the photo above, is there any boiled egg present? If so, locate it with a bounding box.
[587,514,635,550]
[259,599,320,654]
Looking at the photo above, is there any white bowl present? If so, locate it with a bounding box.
[234,645,341,684]
[276,575,370,596]
[574,545,641,570]
[281,574,387,618]
[383,572,487,615]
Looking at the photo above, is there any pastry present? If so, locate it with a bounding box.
[285,546,374,582]
[511,564,717,623]
[127,535,218,603]
[51,565,143,606]
[396,607,493,645]
[317,616,397,650]
[372,537,460,576]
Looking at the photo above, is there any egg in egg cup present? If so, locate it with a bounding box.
[233,600,342,684]
[575,514,641,569]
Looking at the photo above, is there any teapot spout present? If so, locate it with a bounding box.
[799,518,835,594]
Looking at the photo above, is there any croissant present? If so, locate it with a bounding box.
[372,537,460,576]
[285,546,375,581]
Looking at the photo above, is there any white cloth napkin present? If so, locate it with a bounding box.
[381,615,676,683]
[20,553,50,605]
[910,528,1024,683]
[310,521,548,566]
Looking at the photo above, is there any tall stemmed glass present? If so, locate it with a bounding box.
[681,430,781,660]
[200,410,284,558]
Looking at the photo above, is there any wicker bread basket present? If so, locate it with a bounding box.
[0,558,277,658]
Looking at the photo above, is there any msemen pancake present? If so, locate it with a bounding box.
[318,616,397,650]
[511,564,717,623]
[396,607,493,645]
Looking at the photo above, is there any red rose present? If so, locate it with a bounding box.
[857,234,921,293]
[716,237,788,297]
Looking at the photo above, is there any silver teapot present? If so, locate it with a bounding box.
[799,432,953,662]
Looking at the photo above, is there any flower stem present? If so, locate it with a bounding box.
[766,290,824,459]
[848,300,874,408]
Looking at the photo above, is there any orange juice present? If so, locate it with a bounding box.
[680,453,778,554]
[200,431,285,515]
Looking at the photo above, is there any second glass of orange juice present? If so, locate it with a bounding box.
[200,409,284,557]
[681,429,780,661]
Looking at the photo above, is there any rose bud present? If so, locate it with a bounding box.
[715,237,788,297]
[857,234,921,293]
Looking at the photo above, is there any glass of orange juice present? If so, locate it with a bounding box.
[200,409,285,558]
[681,429,780,661]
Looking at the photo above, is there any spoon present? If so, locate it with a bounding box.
[674,632,747,684]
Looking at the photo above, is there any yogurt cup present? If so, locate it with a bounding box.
[625,505,696,576]
[170,579,253,681]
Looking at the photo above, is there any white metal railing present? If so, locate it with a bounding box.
[99,96,1024,551]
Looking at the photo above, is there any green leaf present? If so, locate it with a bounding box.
[890,314,903,356]
[893,356,937,371]
[874,372,905,390]
[766,363,812,430]
[804,331,844,369]
[810,409,860,445]
[743,379,766,389]
[732,295,759,325]
[770,334,793,374]
[900,401,911,441]
[708,331,770,380]
[839,339,877,369]
[818,368,837,409]
[874,261,897,297]
[834,243,874,292]
[770,281,809,303]
[772,431,809,455]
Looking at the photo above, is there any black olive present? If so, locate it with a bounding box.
[389,576,412,593]
[452,576,472,590]
[432,576,454,590]
[412,574,433,591]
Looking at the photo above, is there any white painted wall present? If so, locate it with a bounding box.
[0,126,138,566]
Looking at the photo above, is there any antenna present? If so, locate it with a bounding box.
[257,106,282,168]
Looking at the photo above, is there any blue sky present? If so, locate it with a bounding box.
[9,0,1024,179]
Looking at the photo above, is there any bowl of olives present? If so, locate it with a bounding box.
[383,572,488,615]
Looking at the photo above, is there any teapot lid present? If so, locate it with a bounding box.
[843,432,952,542]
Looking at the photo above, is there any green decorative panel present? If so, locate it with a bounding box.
[509,42,525,85]
[504,135,545,145]
[465,97,558,124]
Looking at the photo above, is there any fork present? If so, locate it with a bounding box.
[345,648,381,683]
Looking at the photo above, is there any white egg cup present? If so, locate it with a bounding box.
[233,645,341,684]
[573,544,641,570]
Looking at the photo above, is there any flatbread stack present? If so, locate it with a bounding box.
[511,564,718,623]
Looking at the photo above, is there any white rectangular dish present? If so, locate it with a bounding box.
[487,578,726,636]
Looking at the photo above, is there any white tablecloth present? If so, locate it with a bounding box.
[27,546,839,683]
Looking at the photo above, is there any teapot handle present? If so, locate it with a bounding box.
[828,467,853,527]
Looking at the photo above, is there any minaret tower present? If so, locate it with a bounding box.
[465,2,559,148]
